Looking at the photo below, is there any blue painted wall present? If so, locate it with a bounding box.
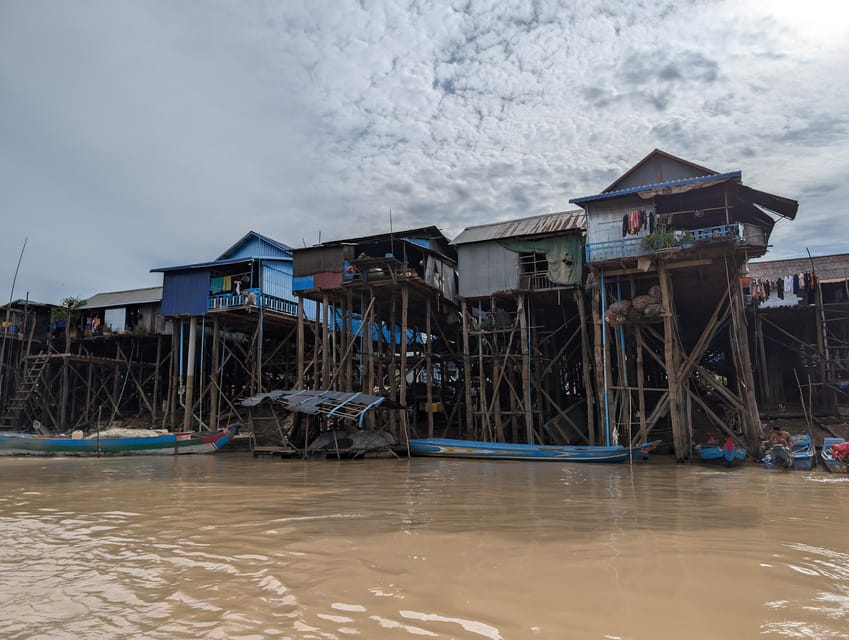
[161,271,210,316]
[226,237,291,260]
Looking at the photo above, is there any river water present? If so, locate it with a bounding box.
[1,454,848,639]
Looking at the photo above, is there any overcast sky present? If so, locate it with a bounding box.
[2,0,848,304]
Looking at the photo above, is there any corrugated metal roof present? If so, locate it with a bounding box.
[81,286,163,309]
[748,253,849,281]
[452,210,586,245]
[570,171,742,205]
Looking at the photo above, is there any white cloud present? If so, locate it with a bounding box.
[1,0,847,303]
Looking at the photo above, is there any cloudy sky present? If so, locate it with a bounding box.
[2,0,848,304]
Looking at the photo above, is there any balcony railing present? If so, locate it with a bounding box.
[207,289,298,316]
[585,223,742,264]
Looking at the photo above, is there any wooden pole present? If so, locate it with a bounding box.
[389,294,398,437]
[658,264,685,460]
[424,295,434,438]
[517,293,533,444]
[183,316,197,431]
[321,294,330,388]
[635,325,647,444]
[574,289,596,445]
[590,278,605,442]
[209,318,220,430]
[461,299,474,438]
[296,295,305,388]
[400,286,410,449]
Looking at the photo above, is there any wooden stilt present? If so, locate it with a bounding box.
[296,295,305,388]
[400,286,410,450]
[426,295,434,438]
[321,294,330,388]
[209,318,220,430]
[658,265,685,460]
[152,335,162,427]
[635,326,647,444]
[461,299,474,438]
[516,293,533,444]
[183,316,198,431]
[389,294,398,437]
[574,289,596,445]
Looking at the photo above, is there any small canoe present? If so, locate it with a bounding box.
[0,427,236,456]
[408,438,660,463]
[821,437,849,473]
[695,438,746,467]
[763,434,815,471]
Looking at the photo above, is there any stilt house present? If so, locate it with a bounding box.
[291,226,458,440]
[571,149,798,459]
[451,210,592,445]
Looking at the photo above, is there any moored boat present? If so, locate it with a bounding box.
[0,427,236,456]
[763,434,815,471]
[694,437,747,467]
[408,438,660,463]
[821,437,849,473]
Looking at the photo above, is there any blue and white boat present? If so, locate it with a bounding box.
[694,437,747,467]
[763,434,815,471]
[408,438,660,463]
[821,437,849,473]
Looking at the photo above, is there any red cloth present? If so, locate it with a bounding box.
[830,442,849,462]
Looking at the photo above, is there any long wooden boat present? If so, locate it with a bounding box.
[0,427,236,457]
[763,434,815,471]
[821,437,849,473]
[694,438,747,467]
[408,438,660,463]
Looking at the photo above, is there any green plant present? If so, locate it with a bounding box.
[51,296,86,323]
[641,227,692,250]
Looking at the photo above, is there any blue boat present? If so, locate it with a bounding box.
[694,437,747,467]
[408,438,660,463]
[763,434,815,470]
[821,437,849,473]
[0,427,237,457]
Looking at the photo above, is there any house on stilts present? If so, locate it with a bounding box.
[451,210,593,446]
[571,149,798,460]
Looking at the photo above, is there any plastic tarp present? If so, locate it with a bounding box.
[500,235,584,285]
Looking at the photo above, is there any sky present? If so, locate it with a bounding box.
[2,0,848,305]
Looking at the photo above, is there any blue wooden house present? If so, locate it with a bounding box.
[152,231,314,320]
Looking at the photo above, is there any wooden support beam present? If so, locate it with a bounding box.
[183,316,198,431]
[209,318,220,430]
[574,289,596,445]
[426,296,434,438]
[461,299,474,438]
[400,286,410,452]
[517,293,534,444]
[658,265,686,460]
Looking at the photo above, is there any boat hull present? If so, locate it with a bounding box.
[763,434,815,471]
[821,437,849,473]
[408,438,659,463]
[0,428,236,457]
[695,441,746,467]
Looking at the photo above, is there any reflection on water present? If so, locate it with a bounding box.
[1,456,848,639]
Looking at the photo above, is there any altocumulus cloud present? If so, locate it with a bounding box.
[1,0,847,302]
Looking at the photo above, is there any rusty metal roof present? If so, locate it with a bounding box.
[452,210,586,245]
[748,253,849,281]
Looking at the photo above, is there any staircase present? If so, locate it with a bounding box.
[0,354,50,430]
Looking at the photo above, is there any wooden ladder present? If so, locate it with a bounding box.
[0,354,51,430]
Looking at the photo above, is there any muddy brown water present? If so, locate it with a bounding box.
[1,454,847,639]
